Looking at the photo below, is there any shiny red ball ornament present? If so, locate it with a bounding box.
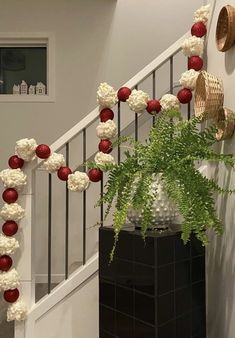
[35,144,51,159]
[188,56,203,71]
[88,168,103,182]
[100,108,114,122]
[8,155,24,169]
[117,87,132,102]
[2,221,18,236]
[98,139,113,154]
[146,100,161,115]
[191,22,207,38]
[4,289,20,303]
[177,88,193,104]
[2,188,18,204]
[0,255,13,272]
[57,167,72,181]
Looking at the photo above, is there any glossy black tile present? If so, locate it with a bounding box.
[100,305,115,334]
[192,256,205,283]
[116,231,134,261]
[192,282,205,309]
[191,236,205,257]
[135,292,155,325]
[134,235,155,265]
[100,329,116,338]
[116,312,134,338]
[175,286,191,317]
[157,292,175,325]
[157,236,174,266]
[158,320,176,338]
[100,280,115,308]
[192,307,206,337]
[175,260,191,289]
[134,262,155,295]
[157,264,174,295]
[134,320,155,338]
[100,229,116,256]
[99,254,116,283]
[116,259,134,288]
[176,313,191,338]
[116,285,134,316]
[175,236,191,262]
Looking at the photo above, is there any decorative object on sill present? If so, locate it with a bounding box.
[36,82,46,95]
[127,174,177,230]
[216,5,235,52]
[216,107,235,140]
[20,80,28,95]
[28,85,35,95]
[194,70,224,120]
[12,85,20,95]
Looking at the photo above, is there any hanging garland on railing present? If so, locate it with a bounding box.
[0,3,210,322]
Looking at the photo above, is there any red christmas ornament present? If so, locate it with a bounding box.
[100,108,114,122]
[4,289,20,303]
[35,144,51,159]
[57,167,72,181]
[191,22,207,38]
[146,100,161,115]
[188,56,203,71]
[177,88,193,104]
[117,87,132,102]
[2,188,18,204]
[88,168,103,182]
[2,221,18,236]
[8,155,24,169]
[0,255,13,272]
[98,139,113,154]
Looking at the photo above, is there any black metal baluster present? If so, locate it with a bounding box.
[187,102,191,120]
[48,173,52,294]
[83,129,87,265]
[65,143,69,279]
[135,85,139,141]
[170,56,173,94]
[152,71,156,126]
[100,176,104,227]
[118,101,121,164]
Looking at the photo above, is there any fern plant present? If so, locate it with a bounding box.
[90,110,235,259]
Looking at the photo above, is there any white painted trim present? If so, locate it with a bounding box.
[0,32,55,102]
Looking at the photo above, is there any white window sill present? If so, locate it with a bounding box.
[0,94,55,102]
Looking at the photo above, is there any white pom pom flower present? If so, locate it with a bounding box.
[0,169,27,190]
[96,120,117,139]
[68,172,90,192]
[0,269,20,291]
[15,138,37,162]
[42,153,65,173]
[7,300,27,322]
[126,89,150,113]
[160,94,180,111]
[194,4,210,23]
[97,83,118,108]
[94,152,115,168]
[0,235,19,255]
[179,69,199,90]
[182,36,204,57]
[0,203,25,222]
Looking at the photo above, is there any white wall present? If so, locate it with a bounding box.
[206,1,235,338]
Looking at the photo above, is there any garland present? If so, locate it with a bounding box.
[0,4,210,321]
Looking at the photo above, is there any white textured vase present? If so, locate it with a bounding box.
[127,174,177,229]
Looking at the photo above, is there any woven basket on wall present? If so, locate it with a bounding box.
[194,71,224,121]
[216,5,235,52]
[216,107,235,140]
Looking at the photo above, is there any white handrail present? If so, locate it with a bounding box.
[33,31,189,170]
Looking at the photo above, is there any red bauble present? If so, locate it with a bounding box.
[117,87,132,102]
[4,289,20,303]
[88,168,103,182]
[177,88,193,104]
[2,188,18,204]
[57,167,72,181]
[188,56,203,71]
[2,221,18,236]
[8,155,24,169]
[146,100,161,115]
[98,139,113,154]
[100,108,114,122]
[191,22,207,38]
[35,144,51,159]
[0,255,13,272]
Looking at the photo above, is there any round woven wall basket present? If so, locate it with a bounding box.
[194,71,224,121]
[216,107,235,140]
[216,5,235,52]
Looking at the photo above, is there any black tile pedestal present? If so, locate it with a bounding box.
[99,226,206,338]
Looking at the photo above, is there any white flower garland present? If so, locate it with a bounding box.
[126,89,150,113]
[0,269,20,291]
[42,153,65,173]
[0,169,27,190]
[0,235,19,255]
[0,203,25,222]
[94,152,115,167]
[97,82,118,108]
[67,172,90,192]
[179,69,199,91]
[15,138,37,162]
[160,94,180,111]
[96,120,117,139]
[182,36,204,57]
[194,4,210,23]
[7,300,27,322]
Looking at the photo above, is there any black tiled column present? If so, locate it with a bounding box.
[99,226,206,338]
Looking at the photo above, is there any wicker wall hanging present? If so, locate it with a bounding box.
[216,107,235,140]
[216,5,235,52]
